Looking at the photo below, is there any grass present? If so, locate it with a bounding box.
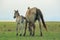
[0,22,60,40]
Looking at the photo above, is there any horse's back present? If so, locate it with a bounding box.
[30,7,37,14]
[26,7,37,22]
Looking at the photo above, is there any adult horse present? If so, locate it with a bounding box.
[13,10,26,36]
[23,7,47,36]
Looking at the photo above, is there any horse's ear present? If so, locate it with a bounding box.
[14,10,16,12]
[17,10,18,12]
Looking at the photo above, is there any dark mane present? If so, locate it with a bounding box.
[17,13,20,16]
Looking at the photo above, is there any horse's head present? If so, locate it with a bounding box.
[13,10,20,18]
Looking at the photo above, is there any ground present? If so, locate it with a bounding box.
[0,22,60,40]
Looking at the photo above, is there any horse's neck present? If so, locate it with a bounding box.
[16,15,20,18]
[16,15,20,21]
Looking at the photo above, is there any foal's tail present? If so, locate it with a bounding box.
[37,9,47,31]
[23,16,29,23]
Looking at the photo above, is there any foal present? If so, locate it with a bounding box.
[13,10,26,36]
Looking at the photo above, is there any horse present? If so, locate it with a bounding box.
[13,10,26,36]
[23,7,47,36]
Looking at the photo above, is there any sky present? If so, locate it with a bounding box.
[0,0,60,21]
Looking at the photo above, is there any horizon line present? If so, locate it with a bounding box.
[0,20,60,22]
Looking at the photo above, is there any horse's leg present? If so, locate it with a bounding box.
[38,19,42,36]
[28,23,32,36]
[19,24,23,36]
[16,24,18,36]
[32,23,35,36]
[23,21,27,36]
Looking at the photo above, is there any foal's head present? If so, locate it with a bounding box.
[14,10,20,18]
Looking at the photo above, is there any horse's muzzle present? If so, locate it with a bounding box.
[14,16,16,18]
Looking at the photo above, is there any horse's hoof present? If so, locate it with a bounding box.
[23,34,25,36]
[40,33,43,37]
[16,33,18,36]
[32,34,34,36]
[40,35,43,37]
[30,34,32,36]
[32,34,35,36]
[20,34,22,36]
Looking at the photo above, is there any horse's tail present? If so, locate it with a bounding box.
[23,17,26,19]
[23,16,29,23]
[37,9,47,31]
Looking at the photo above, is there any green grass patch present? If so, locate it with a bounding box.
[0,22,60,40]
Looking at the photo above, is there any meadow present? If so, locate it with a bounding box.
[0,22,60,40]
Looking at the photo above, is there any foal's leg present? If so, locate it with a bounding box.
[23,21,27,36]
[16,24,18,36]
[19,24,23,36]
[38,19,42,36]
